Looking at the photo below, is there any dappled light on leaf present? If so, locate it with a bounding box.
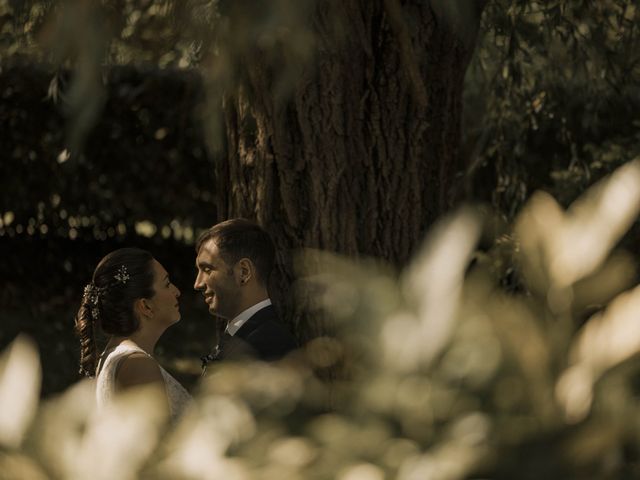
[0,451,48,480]
[555,365,594,424]
[73,385,168,480]
[157,394,255,480]
[400,208,482,368]
[571,252,636,312]
[33,379,98,477]
[557,283,640,422]
[0,335,41,449]
[516,159,640,294]
[267,436,317,469]
[201,362,305,414]
[438,312,501,389]
[483,293,555,421]
[337,462,385,480]
[295,249,401,354]
[379,312,423,373]
[397,412,490,480]
[305,336,344,369]
[33,380,167,480]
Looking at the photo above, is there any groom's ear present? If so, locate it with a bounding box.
[235,258,253,285]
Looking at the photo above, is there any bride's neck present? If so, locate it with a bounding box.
[109,330,161,356]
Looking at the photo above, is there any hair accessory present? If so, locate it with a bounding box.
[83,283,102,320]
[114,265,130,284]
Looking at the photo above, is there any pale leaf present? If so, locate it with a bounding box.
[0,335,41,448]
[400,208,482,368]
[557,283,640,421]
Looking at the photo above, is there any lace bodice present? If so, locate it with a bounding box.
[96,344,191,420]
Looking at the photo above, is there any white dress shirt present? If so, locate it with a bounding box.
[226,298,272,336]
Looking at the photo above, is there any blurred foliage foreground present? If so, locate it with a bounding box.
[3,160,640,479]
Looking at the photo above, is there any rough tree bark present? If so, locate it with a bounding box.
[214,0,487,341]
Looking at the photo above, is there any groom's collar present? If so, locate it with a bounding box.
[226,298,272,336]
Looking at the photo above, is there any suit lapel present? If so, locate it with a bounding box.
[203,305,279,368]
[234,305,276,341]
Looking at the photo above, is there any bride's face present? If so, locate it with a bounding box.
[146,260,181,326]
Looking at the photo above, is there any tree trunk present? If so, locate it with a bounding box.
[214,0,485,342]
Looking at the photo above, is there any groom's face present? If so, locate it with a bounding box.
[194,239,242,319]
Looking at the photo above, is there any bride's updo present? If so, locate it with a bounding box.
[75,248,156,377]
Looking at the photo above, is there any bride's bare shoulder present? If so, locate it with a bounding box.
[115,353,163,389]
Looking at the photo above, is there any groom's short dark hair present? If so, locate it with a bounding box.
[196,218,276,285]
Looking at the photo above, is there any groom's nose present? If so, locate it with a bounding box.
[194,272,203,291]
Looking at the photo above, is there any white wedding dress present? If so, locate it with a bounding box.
[96,344,191,420]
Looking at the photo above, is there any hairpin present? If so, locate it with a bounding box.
[83,283,102,320]
[114,265,130,284]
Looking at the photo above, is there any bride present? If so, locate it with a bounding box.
[75,247,191,420]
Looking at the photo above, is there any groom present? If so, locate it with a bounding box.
[194,218,297,371]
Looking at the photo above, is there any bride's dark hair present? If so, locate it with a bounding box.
[75,248,156,377]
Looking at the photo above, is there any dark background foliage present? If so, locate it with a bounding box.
[463,0,640,217]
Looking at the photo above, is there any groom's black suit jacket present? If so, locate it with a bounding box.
[217,305,297,362]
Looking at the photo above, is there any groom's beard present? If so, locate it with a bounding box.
[208,286,242,320]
